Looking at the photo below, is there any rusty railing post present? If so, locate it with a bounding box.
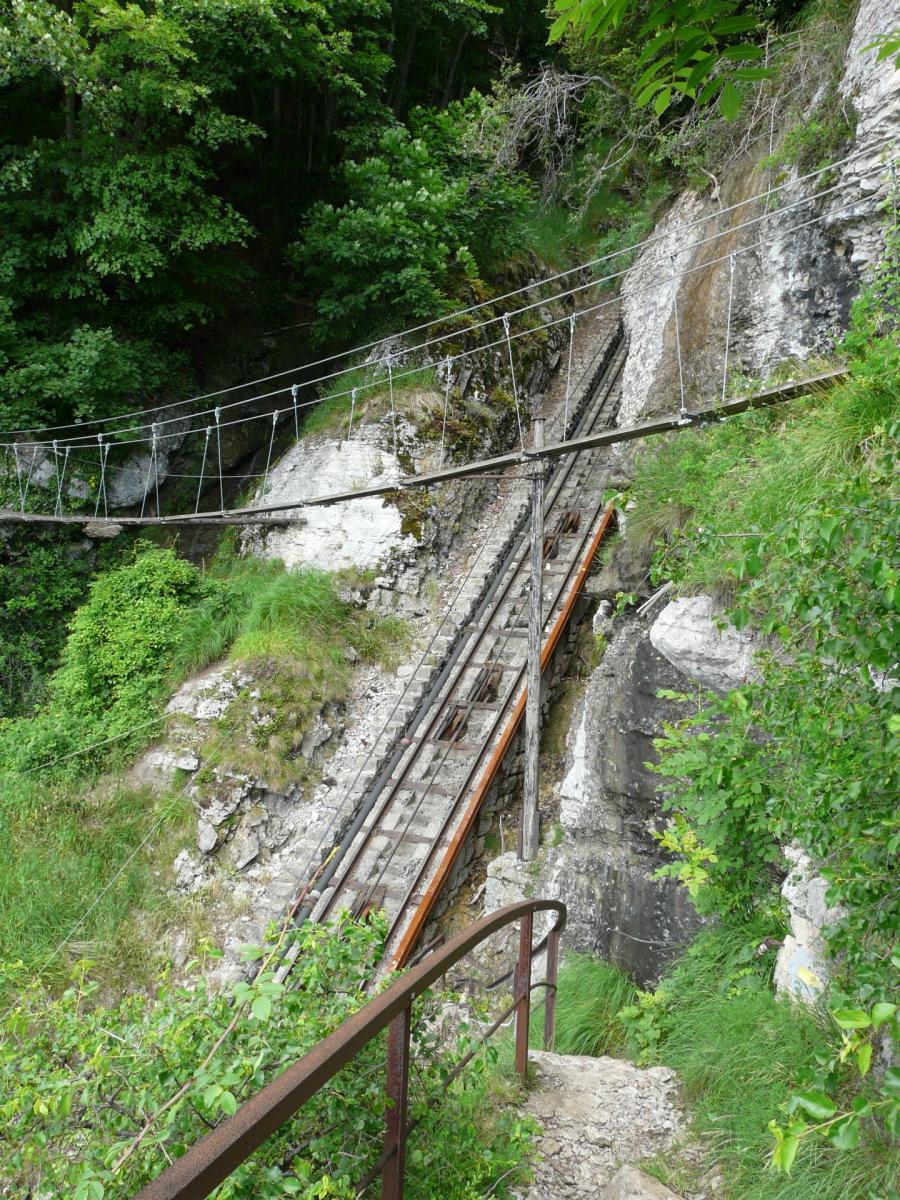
[514,911,534,1078]
[543,925,560,1051]
[382,1004,412,1200]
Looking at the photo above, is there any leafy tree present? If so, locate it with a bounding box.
[549,0,787,118]
[0,0,543,430]
[294,105,532,340]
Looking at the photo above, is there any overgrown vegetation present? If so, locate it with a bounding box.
[0,541,405,990]
[617,196,900,1173]
[0,0,552,430]
[536,930,897,1199]
[0,916,537,1198]
[531,952,637,1056]
[634,927,898,1200]
[0,529,113,719]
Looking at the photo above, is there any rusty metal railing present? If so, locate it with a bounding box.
[133,899,566,1200]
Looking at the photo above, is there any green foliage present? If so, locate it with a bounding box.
[0,0,546,430]
[761,109,856,177]
[648,433,899,992]
[293,106,533,341]
[302,363,440,441]
[0,530,103,718]
[771,1003,900,1173]
[0,918,536,1198]
[627,341,899,593]
[0,545,209,777]
[0,772,191,996]
[531,953,636,1056]
[622,925,898,1200]
[549,0,771,119]
[626,213,900,1174]
[0,541,406,984]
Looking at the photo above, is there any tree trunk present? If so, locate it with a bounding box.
[442,31,468,106]
[391,25,418,115]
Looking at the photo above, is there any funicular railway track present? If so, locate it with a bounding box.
[305,317,629,965]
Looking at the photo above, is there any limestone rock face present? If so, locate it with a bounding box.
[616,0,897,431]
[774,844,845,1002]
[484,615,703,986]
[601,1166,682,1200]
[518,1052,683,1200]
[648,595,761,694]
[832,0,900,268]
[241,430,412,573]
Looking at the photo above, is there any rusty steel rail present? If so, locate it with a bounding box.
[315,332,627,955]
[392,503,616,968]
[133,899,566,1200]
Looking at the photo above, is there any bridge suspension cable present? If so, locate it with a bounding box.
[0,175,888,527]
[0,136,892,448]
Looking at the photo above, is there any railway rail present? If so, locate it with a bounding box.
[305,316,629,965]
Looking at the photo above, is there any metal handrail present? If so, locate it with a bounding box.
[134,899,566,1200]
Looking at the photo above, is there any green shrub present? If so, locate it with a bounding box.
[0,541,408,985]
[0,531,101,718]
[0,917,536,1199]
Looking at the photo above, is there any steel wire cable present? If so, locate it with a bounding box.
[3,160,875,500]
[278,327,620,946]
[145,183,887,526]
[2,136,893,446]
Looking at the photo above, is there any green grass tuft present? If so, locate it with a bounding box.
[626,329,900,591]
[302,362,439,440]
[642,925,899,1200]
[531,952,637,1057]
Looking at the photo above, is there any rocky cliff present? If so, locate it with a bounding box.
[483,0,897,984]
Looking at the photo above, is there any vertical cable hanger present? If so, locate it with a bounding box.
[563,313,576,434]
[54,440,70,517]
[722,253,737,404]
[21,445,38,514]
[195,426,211,515]
[670,253,688,422]
[214,406,224,514]
[262,409,279,501]
[347,387,358,443]
[502,314,525,450]
[11,444,23,513]
[291,384,300,441]
[94,434,109,519]
[438,357,452,468]
[385,355,399,458]
[152,424,161,518]
[139,427,155,520]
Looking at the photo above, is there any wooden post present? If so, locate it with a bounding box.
[521,408,544,861]
[382,1005,412,1200]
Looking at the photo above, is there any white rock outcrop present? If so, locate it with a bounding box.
[601,1166,682,1200]
[649,595,760,693]
[774,844,845,1002]
[616,0,898,429]
[242,430,413,572]
[830,0,900,268]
